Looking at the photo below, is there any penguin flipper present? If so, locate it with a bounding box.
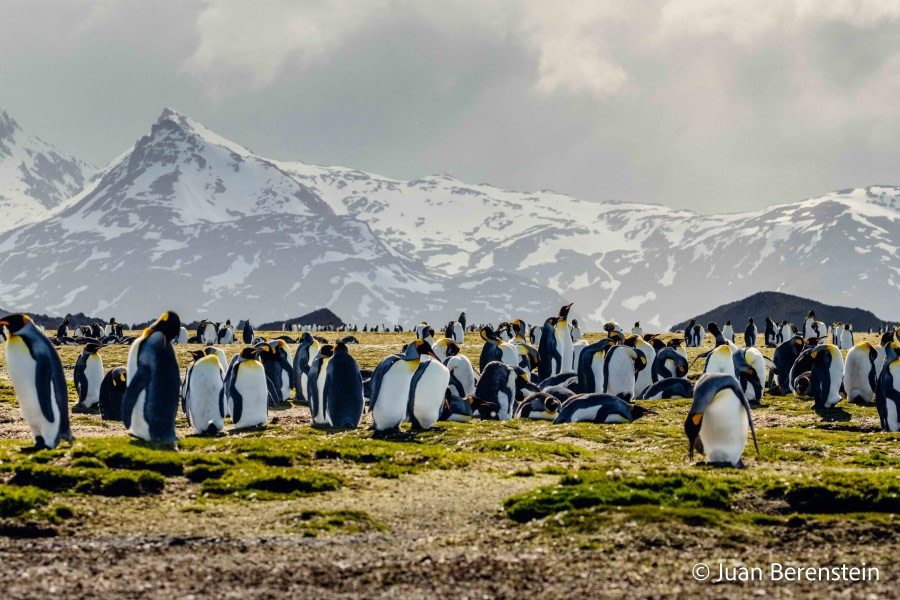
[368,355,401,413]
[406,362,430,431]
[265,376,280,407]
[121,369,150,430]
[230,375,244,425]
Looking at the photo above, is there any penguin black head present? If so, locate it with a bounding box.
[480,326,498,342]
[608,330,624,343]
[707,322,721,336]
[747,317,754,324]
[623,334,638,347]
[0,314,31,334]
[412,339,438,359]
[558,303,573,319]
[808,310,815,318]
[83,343,105,354]
[62,319,69,325]
[668,338,684,347]
[634,321,640,327]
[190,350,207,361]
[333,340,350,355]
[649,338,666,351]
[512,319,526,335]
[630,404,657,421]
[572,319,579,328]
[445,340,461,357]
[146,311,181,343]
[239,347,261,360]
[725,321,732,326]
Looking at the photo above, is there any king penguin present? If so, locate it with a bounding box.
[292,332,319,403]
[876,356,900,432]
[602,345,646,401]
[122,311,182,442]
[224,346,269,429]
[98,367,127,422]
[242,319,254,344]
[808,344,844,408]
[685,373,759,467]
[743,318,757,347]
[843,341,878,405]
[323,341,364,429]
[73,343,105,412]
[554,304,575,373]
[0,314,74,449]
[183,353,225,434]
[307,345,335,426]
[553,393,655,424]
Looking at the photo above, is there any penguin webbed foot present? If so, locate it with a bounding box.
[22,437,50,453]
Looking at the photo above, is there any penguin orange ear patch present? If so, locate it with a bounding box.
[691,414,702,426]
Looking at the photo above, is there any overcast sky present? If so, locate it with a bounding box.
[3,0,900,213]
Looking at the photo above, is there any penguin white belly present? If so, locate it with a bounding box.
[84,354,104,408]
[372,365,414,430]
[187,359,225,433]
[555,328,574,373]
[875,346,887,377]
[699,393,748,465]
[887,400,899,432]
[6,337,62,443]
[569,406,600,422]
[499,343,518,367]
[822,356,844,407]
[130,390,150,440]
[313,358,331,425]
[676,346,687,360]
[634,347,655,397]
[843,354,874,403]
[202,325,217,344]
[234,362,268,428]
[603,414,629,424]
[446,356,476,397]
[176,328,188,344]
[605,356,635,400]
[572,340,587,368]
[497,372,518,420]
[840,331,853,350]
[279,367,292,403]
[410,362,450,430]
[299,372,309,402]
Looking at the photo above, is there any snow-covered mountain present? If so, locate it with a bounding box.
[0,109,562,325]
[0,108,897,328]
[0,109,92,231]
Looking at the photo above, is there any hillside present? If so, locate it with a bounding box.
[670,291,890,333]
[260,308,345,329]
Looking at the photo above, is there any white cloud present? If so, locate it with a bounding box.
[182,0,390,94]
[519,0,631,96]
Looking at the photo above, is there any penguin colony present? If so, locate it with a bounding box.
[1,305,899,469]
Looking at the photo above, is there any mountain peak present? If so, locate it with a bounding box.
[153,107,253,158]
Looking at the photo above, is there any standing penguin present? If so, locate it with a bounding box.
[122,311,182,442]
[764,317,778,348]
[98,367,127,421]
[832,323,845,347]
[224,347,268,429]
[625,335,655,398]
[803,311,817,340]
[554,304,575,373]
[571,319,583,341]
[809,344,844,408]
[199,321,218,344]
[876,358,900,432]
[323,341,364,429]
[685,373,759,467]
[537,318,560,381]
[56,319,70,339]
[73,343,105,412]
[743,318,757,348]
[843,341,878,405]
[217,321,236,344]
[777,321,794,345]
[407,348,451,430]
[840,324,854,350]
[307,345,335,426]
[0,314,74,450]
[722,321,735,344]
[242,319,254,344]
[632,322,643,337]
[444,320,464,344]
[369,340,439,431]
[292,332,319,402]
[458,312,467,331]
[183,353,225,434]
[602,345,646,402]
[176,327,189,345]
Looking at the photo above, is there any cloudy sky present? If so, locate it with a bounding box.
[3,0,900,213]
